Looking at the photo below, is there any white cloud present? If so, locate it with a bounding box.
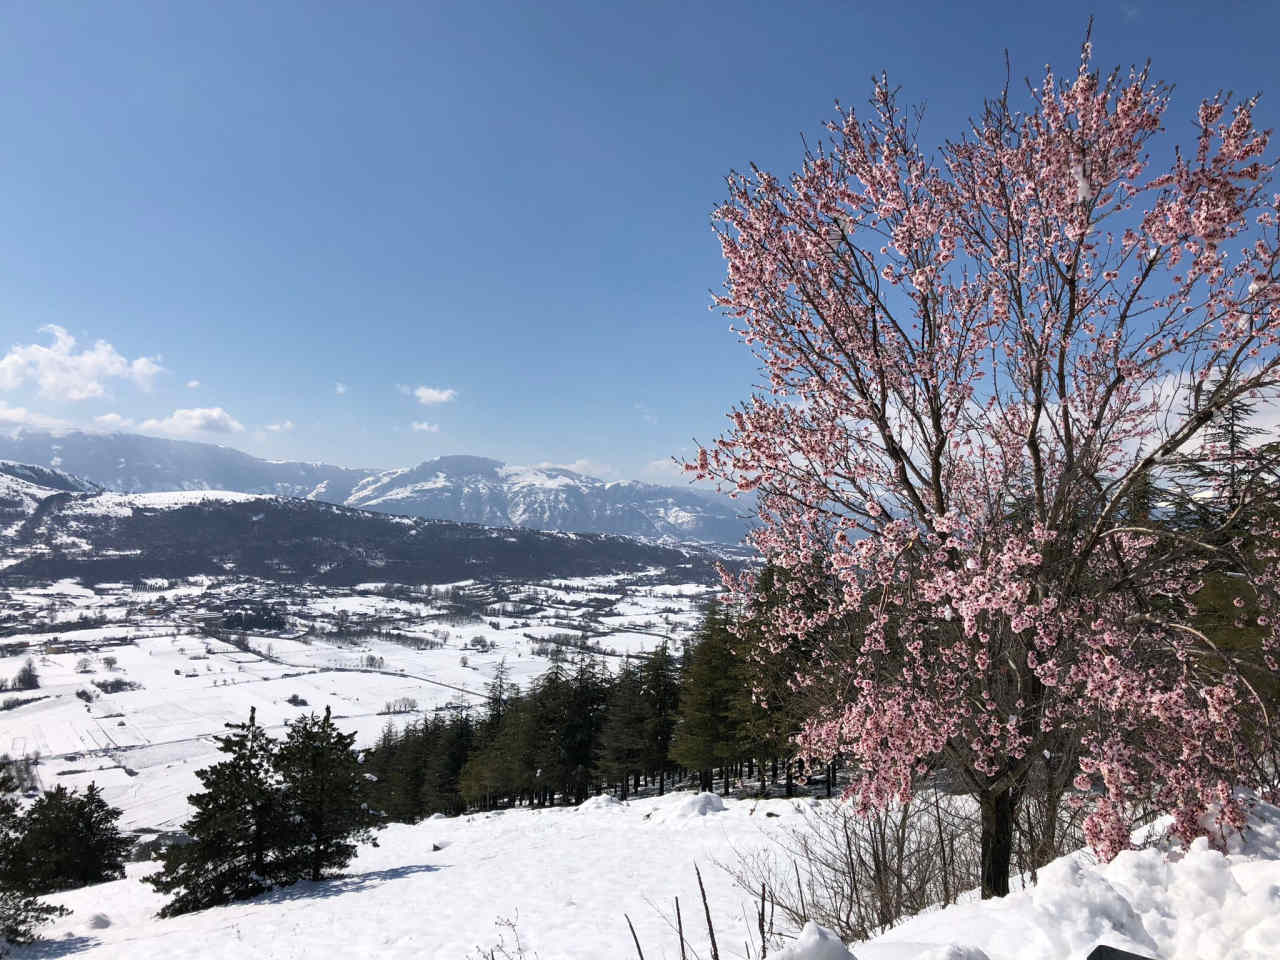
[411,421,440,433]
[635,403,658,425]
[411,385,457,406]
[265,420,295,433]
[93,412,135,430]
[186,379,200,389]
[535,458,617,479]
[0,325,163,400]
[139,407,245,436]
[0,402,70,430]
[335,382,348,396]
[643,457,685,480]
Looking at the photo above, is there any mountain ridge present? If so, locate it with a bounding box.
[0,430,751,543]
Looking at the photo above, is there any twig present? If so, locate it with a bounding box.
[695,865,721,960]
[625,914,646,960]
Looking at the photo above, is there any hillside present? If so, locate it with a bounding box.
[0,432,752,543]
[17,792,1280,960]
[0,485,721,586]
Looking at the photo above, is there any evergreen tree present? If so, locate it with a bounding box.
[638,643,680,794]
[670,604,746,793]
[421,713,473,815]
[597,661,650,799]
[274,706,381,882]
[147,707,286,917]
[563,657,607,804]
[0,762,66,947]
[2,783,133,893]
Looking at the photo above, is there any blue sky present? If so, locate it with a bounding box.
[0,1,1276,479]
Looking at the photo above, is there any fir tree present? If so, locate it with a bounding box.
[2,783,133,893]
[274,706,381,882]
[147,707,286,917]
[597,661,650,799]
[420,713,473,816]
[638,643,680,794]
[670,604,746,793]
[0,762,66,947]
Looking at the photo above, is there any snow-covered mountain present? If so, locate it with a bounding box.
[0,459,99,534]
[0,482,722,586]
[0,432,751,543]
[346,455,748,542]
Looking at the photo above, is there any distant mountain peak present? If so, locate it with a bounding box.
[0,431,752,544]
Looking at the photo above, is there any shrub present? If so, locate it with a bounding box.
[91,678,143,695]
[10,660,37,692]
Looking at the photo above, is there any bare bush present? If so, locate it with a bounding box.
[721,787,1098,945]
[723,793,980,943]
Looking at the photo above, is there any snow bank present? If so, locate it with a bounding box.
[576,793,623,813]
[775,921,858,960]
[648,790,726,822]
[861,799,1280,960]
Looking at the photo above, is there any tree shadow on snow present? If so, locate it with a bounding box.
[14,936,101,958]
[255,862,442,904]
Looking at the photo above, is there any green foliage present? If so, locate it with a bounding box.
[274,706,380,882]
[1,783,133,894]
[368,605,815,815]
[147,707,284,917]
[596,663,650,798]
[148,705,383,917]
[669,603,749,779]
[0,762,68,948]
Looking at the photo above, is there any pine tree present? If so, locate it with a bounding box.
[274,706,381,882]
[0,762,66,947]
[147,707,286,917]
[2,783,133,893]
[670,604,746,793]
[638,643,680,795]
[563,656,607,804]
[421,713,473,815]
[597,661,650,799]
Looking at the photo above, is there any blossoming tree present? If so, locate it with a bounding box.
[692,40,1280,897]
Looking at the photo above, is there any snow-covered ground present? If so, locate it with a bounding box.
[15,792,1280,960]
[0,573,713,830]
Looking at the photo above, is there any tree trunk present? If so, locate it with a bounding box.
[979,789,1016,899]
[784,759,793,798]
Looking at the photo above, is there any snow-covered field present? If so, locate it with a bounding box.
[15,791,1280,960]
[0,573,713,830]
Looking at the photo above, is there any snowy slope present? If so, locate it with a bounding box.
[17,794,1280,960]
[0,487,722,585]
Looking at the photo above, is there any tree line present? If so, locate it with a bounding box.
[362,599,824,822]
